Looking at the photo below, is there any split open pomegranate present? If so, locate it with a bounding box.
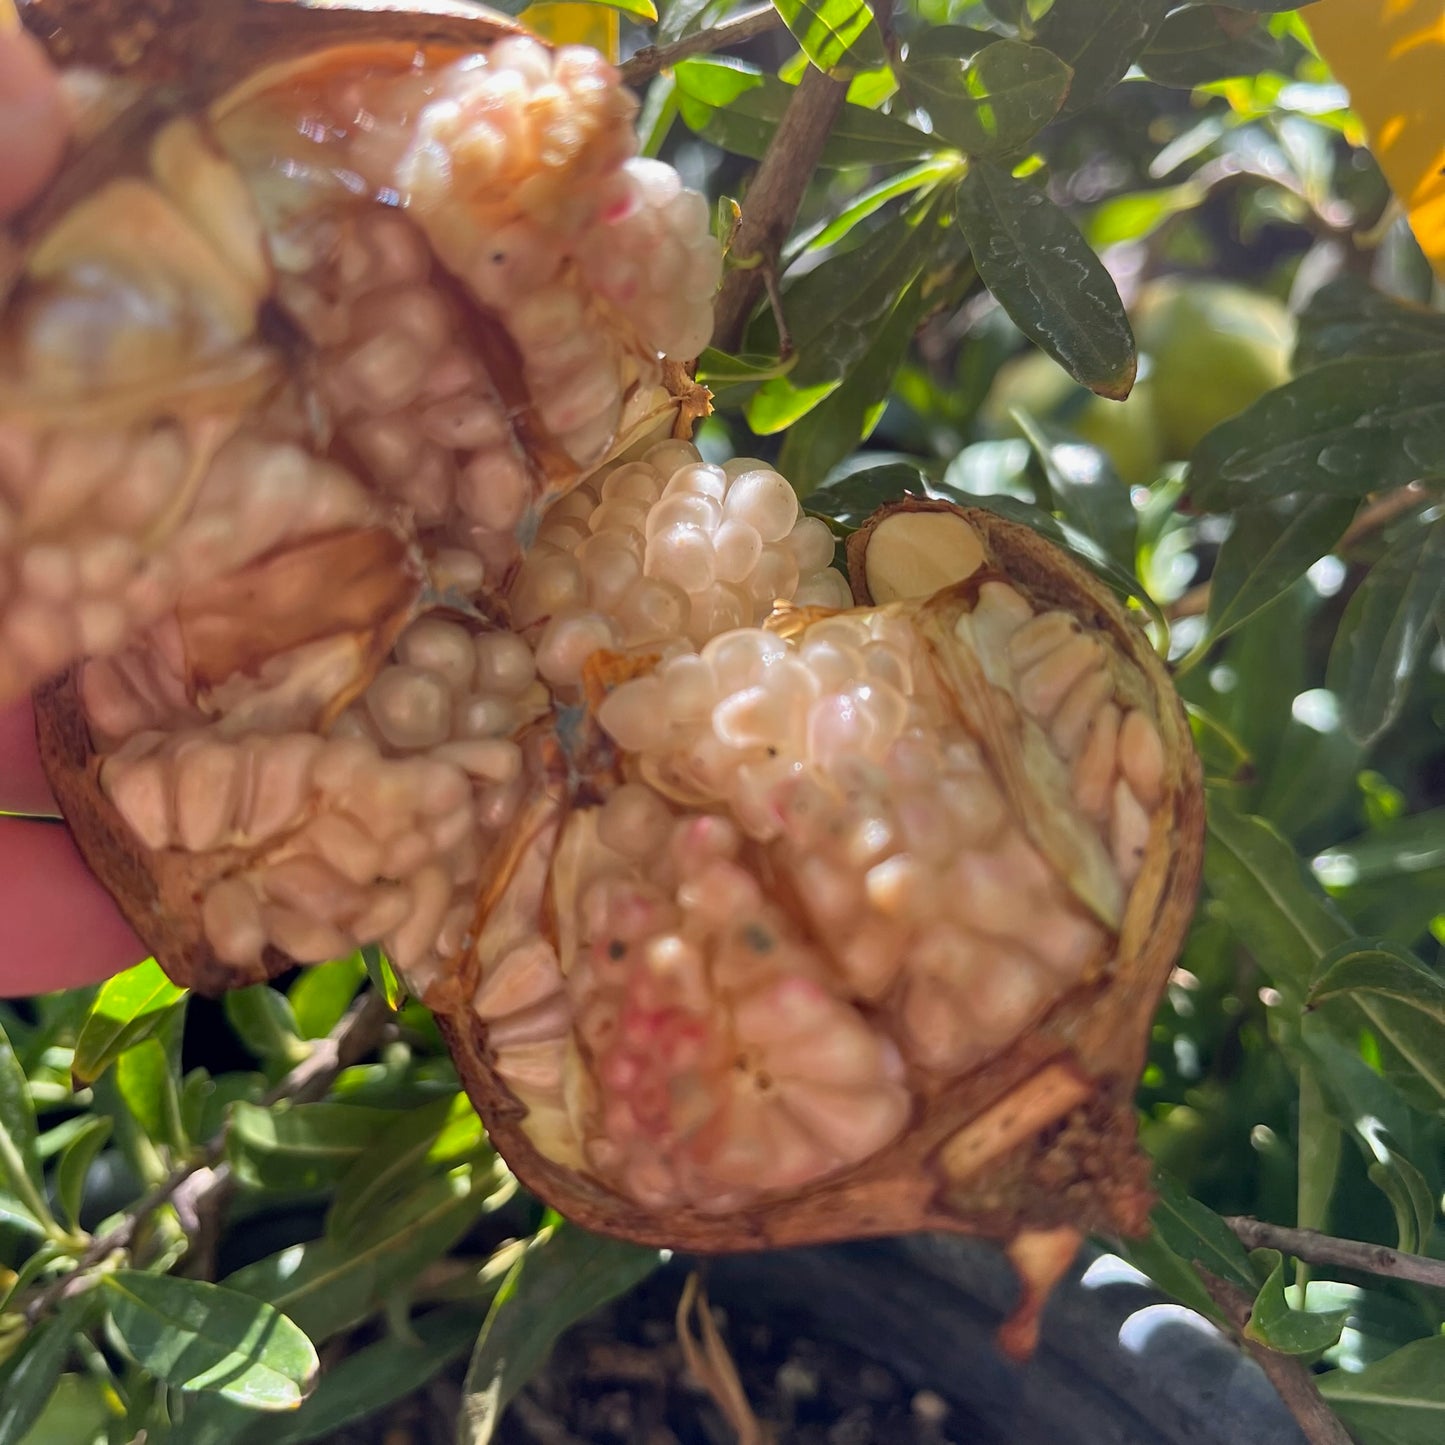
[10,0,1204,1355]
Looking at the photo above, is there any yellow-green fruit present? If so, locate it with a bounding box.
[980,350,1166,487]
[1134,277,1294,457]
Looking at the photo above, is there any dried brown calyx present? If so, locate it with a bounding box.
[15,2,1204,1356]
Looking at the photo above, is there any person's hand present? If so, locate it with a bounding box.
[2,15,146,996]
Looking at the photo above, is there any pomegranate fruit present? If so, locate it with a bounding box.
[12,1,1204,1355]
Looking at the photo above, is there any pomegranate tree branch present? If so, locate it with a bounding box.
[620,3,783,85]
[711,64,849,353]
[21,990,393,1323]
[1227,1216,1445,1293]
[1198,1271,1354,1445]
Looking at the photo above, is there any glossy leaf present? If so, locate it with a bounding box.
[55,1116,111,1232]
[460,1223,662,1444]
[806,460,932,529]
[254,1309,482,1445]
[228,1102,402,1194]
[1203,793,1350,997]
[225,986,308,1068]
[227,1163,502,1344]
[1326,515,1445,746]
[1010,407,1138,567]
[102,1271,318,1409]
[1187,356,1445,507]
[1244,1249,1347,1356]
[1294,276,1445,373]
[1205,494,1357,645]
[673,58,933,168]
[771,0,887,78]
[901,40,1072,158]
[327,1092,483,1244]
[70,959,186,1087]
[114,1037,185,1153]
[288,955,366,1041]
[1310,940,1445,1108]
[0,1314,75,1445]
[1319,1334,1445,1445]
[955,161,1136,399]
[1034,0,1168,115]
[1140,8,1286,89]
[777,279,936,492]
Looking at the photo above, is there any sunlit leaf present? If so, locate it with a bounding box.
[103,1272,318,1410]
[55,1116,111,1232]
[901,39,1072,158]
[0,1312,80,1445]
[673,57,933,167]
[225,986,308,1069]
[1326,515,1445,746]
[288,955,366,1041]
[228,1102,402,1194]
[771,0,887,77]
[955,161,1136,399]
[459,1223,662,1444]
[70,958,186,1087]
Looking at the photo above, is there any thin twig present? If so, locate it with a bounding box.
[619,3,783,85]
[1198,1271,1355,1445]
[22,990,393,1323]
[1226,1217,1445,1293]
[712,65,849,353]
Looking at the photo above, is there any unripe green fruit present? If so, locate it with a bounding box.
[1133,277,1294,457]
[980,351,1166,488]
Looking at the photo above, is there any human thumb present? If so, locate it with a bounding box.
[0,7,69,218]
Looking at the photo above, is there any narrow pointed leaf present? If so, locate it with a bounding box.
[956,161,1136,399]
[55,1116,112,1232]
[771,0,887,77]
[460,1224,662,1444]
[1244,1249,1348,1356]
[1034,0,1168,115]
[0,1314,75,1445]
[228,1102,402,1194]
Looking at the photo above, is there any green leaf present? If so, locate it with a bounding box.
[1148,1168,1257,1292]
[227,1163,502,1345]
[1294,276,1445,373]
[361,948,404,1013]
[287,955,366,1041]
[771,0,886,77]
[70,959,187,1088]
[1367,1152,1436,1256]
[225,987,308,1068]
[1296,1064,1340,1240]
[673,58,934,167]
[1140,8,1286,88]
[1187,356,1445,508]
[746,193,947,427]
[228,1102,401,1194]
[788,155,965,259]
[1319,1335,1445,1445]
[327,1092,482,1244]
[955,161,1137,399]
[1310,940,1445,1110]
[253,1309,481,1445]
[1034,0,1168,115]
[1326,516,1445,747]
[1244,1249,1348,1356]
[114,1037,186,1153]
[1203,793,1350,998]
[0,1020,50,1231]
[102,1271,318,1410]
[1010,406,1138,567]
[55,1117,112,1233]
[777,278,936,493]
[1204,492,1358,644]
[0,1315,75,1445]
[901,40,1072,158]
[806,460,932,529]
[459,1223,662,1444]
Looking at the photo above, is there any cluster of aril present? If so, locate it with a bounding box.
[12,6,1202,1268]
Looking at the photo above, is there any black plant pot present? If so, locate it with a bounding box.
[686,1235,1309,1445]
